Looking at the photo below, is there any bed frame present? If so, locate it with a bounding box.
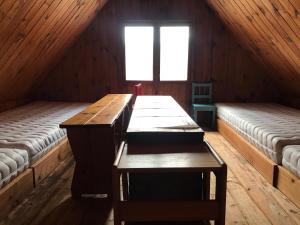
[31,138,71,186]
[276,166,300,207]
[0,169,34,219]
[217,118,300,208]
[0,137,71,220]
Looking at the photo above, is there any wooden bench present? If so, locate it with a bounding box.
[60,94,133,199]
[113,142,227,225]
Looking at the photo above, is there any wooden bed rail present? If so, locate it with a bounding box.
[217,118,300,208]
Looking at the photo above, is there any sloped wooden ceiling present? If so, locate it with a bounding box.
[37,0,278,107]
[0,0,108,103]
[206,0,300,97]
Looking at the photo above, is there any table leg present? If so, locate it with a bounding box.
[215,165,227,225]
[202,171,211,200]
[113,169,121,225]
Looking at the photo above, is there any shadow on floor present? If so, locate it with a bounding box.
[36,198,113,225]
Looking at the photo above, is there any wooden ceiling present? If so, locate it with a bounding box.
[0,0,299,105]
[206,0,300,97]
[0,0,107,103]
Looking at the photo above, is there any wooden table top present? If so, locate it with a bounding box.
[60,94,132,128]
[127,96,204,144]
[117,142,222,172]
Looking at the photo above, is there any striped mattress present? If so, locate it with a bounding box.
[216,103,300,164]
[282,145,300,178]
[0,148,29,188]
[0,101,89,163]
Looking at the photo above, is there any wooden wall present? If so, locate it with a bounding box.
[36,0,279,109]
[0,0,107,107]
[206,0,300,98]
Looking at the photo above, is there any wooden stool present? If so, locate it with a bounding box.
[113,142,227,225]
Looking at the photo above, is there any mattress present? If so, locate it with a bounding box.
[216,103,300,163]
[282,145,300,178]
[0,101,89,163]
[0,148,29,188]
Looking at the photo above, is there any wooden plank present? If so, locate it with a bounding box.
[0,0,38,49]
[0,0,59,75]
[269,0,300,37]
[118,143,221,171]
[229,0,298,77]
[118,201,220,221]
[12,0,100,92]
[206,132,300,225]
[0,169,34,220]
[66,127,115,198]
[207,0,279,78]
[217,118,276,184]
[242,0,300,73]
[127,96,204,144]
[0,98,32,113]
[226,169,272,225]
[206,0,300,96]
[25,0,105,96]
[2,154,85,225]
[276,166,300,208]
[0,0,108,103]
[31,138,71,186]
[0,1,20,28]
[61,94,132,127]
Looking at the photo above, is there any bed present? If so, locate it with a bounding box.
[0,148,29,188]
[216,102,300,207]
[0,101,89,163]
[0,101,89,219]
[216,103,300,164]
[282,145,300,178]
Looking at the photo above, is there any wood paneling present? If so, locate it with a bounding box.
[0,0,108,105]
[36,0,278,110]
[206,0,300,97]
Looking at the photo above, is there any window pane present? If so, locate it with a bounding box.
[160,26,189,81]
[125,26,153,81]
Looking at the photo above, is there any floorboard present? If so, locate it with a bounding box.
[1,132,299,225]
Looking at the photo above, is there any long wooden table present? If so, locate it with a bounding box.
[60,94,132,198]
[127,96,204,148]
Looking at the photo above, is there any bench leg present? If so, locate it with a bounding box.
[203,172,211,200]
[215,166,227,225]
[211,110,216,129]
[193,110,198,123]
[113,169,122,225]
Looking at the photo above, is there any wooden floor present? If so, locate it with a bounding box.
[1,132,300,225]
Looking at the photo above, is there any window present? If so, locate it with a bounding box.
[124,24,190,81]
[160,26,189,81]
[125,26,154,81]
